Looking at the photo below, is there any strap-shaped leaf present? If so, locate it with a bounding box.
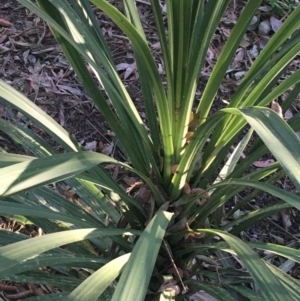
[226,107,300,192]
[64,211,172,301]
[190,229,293,301]
[111,211,173,301]
[184,279,237,301]
[67,254,131,301]
[247,242,300,264]
[0,201,96,228]
[0,228,139,277]
[0,151,116,196]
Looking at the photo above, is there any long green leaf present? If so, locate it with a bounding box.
[247,242,300,264]
[0,228,139,277]
[67,254,131,301]
[227,285,264,301]
[197,0,261,120]
[111,211,173,301]
[0,81,79,152]
[226,107,300,192]
[184,280,237,301]
[5,253,108,274]
[0,201,96,228]
[191,229,293,301]
[0,151,116,196]
[88,0,174,180]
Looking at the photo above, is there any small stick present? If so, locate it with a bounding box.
[163,240,188,292]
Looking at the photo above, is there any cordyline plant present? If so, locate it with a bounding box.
[1,0,300,300]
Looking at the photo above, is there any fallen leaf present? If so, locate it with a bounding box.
[102,142,114,155]
[0,18,12,27]
[259,5,272,12]
[259,36,270,49]
[171,164,178,174]
[56,84,83,96]
[112,165,119,180]
[271,101,283,118]
[233,209,245,220]
[124,62,136,79]
[84,141,97,151]
[258,20,271,36]
[270,16,283,32]
[252,159,274,167]
[151,42,161,49]
[98,141,104,152]
[116,62,130,71]
[248,15,259,31]
[123,176,137,186]
[190,291,218,301]
[106,130,115,137]
[234,70,246,80]
[59,104,65,127]
[270,233,285,245]
[240,35,250,47]
[183,182,191,194]
[248,44,259,59]
[284,108,293,120]
[134,184,152,203]
[281,209,292,230]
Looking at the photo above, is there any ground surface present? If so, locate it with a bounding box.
[1,0,300,300]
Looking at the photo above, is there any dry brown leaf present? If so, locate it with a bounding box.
[116,62,130,71]
[270,233,285,245]
[112,165,119,180]
[284,108,293,120]
[271,101,283,118]
[63,190,77,201]
[258,20,271,36]
[0,282,17,291]
[56,84,83,96]
[6,290,33,300]
[126,180,143,194]
[134,184,151,203]
[151,41,161,49]
[59,104,65,127]
[98,141,104,152]
[122,176,136,186]
[124,62,136,79]
[29,283,43,296]
[281,209,292,230]
[252,159,274,167]
[84,141,97,151]
[185,222,205,239]
[106,130,115,137]
[270,16,283,32]
[102,142,114,155]
[183,182,191,194]
[171,164,178,174]
[0,18,12,27]
[234,70,246,80]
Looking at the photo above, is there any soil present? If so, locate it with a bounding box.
[1,0,300,299]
